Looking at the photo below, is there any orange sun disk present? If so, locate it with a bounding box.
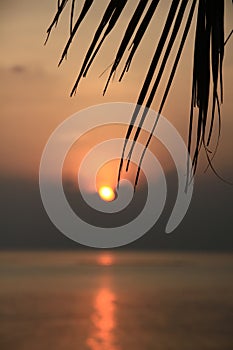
[98,186,115,202]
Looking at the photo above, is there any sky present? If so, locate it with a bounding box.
[0,0,233,250]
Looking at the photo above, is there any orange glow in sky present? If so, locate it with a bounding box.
[98,186,115,202]
[0,1,232,180]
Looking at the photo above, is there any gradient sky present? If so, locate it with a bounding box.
[0,0,232,249]
[1,0,232,179]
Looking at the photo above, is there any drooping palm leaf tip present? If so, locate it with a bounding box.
[45,0,232,190]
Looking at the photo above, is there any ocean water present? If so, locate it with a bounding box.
[0,251,232,350]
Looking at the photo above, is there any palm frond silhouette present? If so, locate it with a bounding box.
[45,0,232,189]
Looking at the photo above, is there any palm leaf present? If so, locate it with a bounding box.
[45,0,231,188]
[58,0,94,67]
[186,0,225,187]
[44,0,69,45]
[133,0,197,188]
[70,0,128,96]
[125,0,190,171]
[102,0,150,95]
[118,0,180,182]
[119,0,161,81]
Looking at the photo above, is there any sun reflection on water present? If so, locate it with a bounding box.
[86,288,119,350]
[97,254,115,266]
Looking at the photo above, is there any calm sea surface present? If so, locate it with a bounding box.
[0,251,232,350]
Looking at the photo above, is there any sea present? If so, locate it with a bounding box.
[0,251,232,350]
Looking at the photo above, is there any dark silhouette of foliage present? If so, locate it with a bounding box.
[45,0,232,189]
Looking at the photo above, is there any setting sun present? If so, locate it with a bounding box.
[98,186,115,202]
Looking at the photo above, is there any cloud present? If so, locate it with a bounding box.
[0,64,43,77]
[10,64,27,74]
